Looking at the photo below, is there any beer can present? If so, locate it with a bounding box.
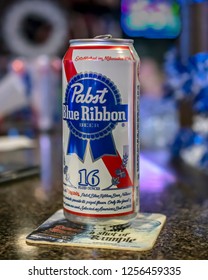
[63,35,140,225]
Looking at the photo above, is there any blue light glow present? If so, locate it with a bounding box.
[121,0,181,38]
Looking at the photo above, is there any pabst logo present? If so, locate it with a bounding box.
[63,72,128,161]
[71,82,107,104]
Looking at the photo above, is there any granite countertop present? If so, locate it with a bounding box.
[0,133,207,260]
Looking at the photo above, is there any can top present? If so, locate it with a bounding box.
[69,34,134,46]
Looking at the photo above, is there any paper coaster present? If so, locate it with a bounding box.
[26,209,166,251]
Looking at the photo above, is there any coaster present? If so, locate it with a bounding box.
[26,209,166,251]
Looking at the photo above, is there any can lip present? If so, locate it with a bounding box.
[69,38,134,45]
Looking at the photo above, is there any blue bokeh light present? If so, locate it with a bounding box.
[121,0,181,38]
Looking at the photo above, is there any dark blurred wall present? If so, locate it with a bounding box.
[190,2,208,54]
[0,0,121,56]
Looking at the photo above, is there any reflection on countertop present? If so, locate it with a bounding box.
[0,132,208,260]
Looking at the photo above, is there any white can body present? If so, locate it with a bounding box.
[63,37,140,225]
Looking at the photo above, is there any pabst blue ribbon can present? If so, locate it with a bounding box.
[63,35,140,225]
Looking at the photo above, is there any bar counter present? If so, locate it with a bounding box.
[0,132,207,260]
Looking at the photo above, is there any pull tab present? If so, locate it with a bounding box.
[94,34,112,39]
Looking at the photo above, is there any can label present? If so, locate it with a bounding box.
[63,46,139,218]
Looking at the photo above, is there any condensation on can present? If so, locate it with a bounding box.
[62,35,140,225]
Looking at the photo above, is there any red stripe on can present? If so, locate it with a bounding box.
[63,48,77,82]
[102,153,133,188]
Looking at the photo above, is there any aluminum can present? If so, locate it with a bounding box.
[63,35,140,225]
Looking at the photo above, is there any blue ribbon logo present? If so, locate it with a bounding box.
[63,72,128,162]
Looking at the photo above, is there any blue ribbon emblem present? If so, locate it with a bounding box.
[63,73,128,162]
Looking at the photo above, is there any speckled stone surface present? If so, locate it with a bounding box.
[0,134,208,259]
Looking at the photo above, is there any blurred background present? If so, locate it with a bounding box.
[1,0,208,261]
[0,0,208,173]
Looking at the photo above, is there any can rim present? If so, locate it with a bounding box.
[69,38,134,45]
